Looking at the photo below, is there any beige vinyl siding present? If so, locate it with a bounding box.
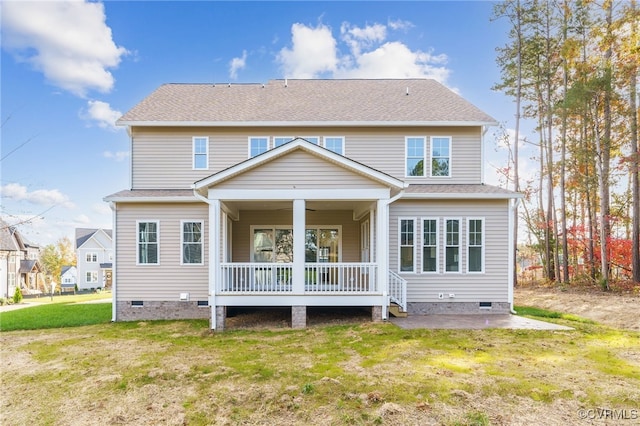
[115,202,209,300]
[231,210,360,263]
[389,199,510,303]
[130,126,483,189]
[216,150,387,189]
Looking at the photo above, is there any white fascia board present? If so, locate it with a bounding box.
[401,192,524,200]
[209,188,390,200]
[103,195,201,203]
[117,120,498,128]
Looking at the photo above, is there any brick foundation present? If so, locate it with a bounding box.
[116,301,210,321]
[371,305,383,322]
[407,302,511,315]
[215,306,226,331]
[292,306,307,328]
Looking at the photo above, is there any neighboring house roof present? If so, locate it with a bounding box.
[403,184,522,199]
[75,228,113,249]
[117,79,497,127]
[100,263,113,269]
[0,219,20,252]
[61,266,77,276]
[19,260,42,274]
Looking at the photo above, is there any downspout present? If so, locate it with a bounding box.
[109,202,117,322]
[508,197,522,314]
[192,187,217,330]
[378,189,405,321]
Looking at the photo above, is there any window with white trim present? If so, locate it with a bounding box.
[249,137,269,157]
[86,253,98,263]
[406,137,426,177]
[324,137,344,155]
[445,218,460,272]
[137,221,159,265]
[193,137,209,170]
[302,136,319,145]
[399,218,416,272]
[467,218,484,272]
[274,137,294,148]
[422,218,438,272]
[431,136,451,177]
[181,220,203,265]
[86,271,98,283]
[8,272,15,289]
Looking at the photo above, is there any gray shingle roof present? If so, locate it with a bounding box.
[75,228,112,249]
[118,79,496,125]
[404,184,521,198]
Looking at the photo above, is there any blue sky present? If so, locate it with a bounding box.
[1,0,524,246]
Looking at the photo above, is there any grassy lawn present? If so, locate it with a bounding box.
[1,306,639,425]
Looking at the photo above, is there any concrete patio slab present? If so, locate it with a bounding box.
[389,314,573,330]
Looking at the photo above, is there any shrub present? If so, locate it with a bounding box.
[13,287,23,304]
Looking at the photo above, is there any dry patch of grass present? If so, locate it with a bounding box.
[2,315,639,426]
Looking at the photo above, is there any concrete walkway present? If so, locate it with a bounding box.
[390,314,573,330]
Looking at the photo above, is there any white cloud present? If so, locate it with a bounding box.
[229,50,248,79]
[83,100,122,130]
[277,20,450,85]
[0,183,75,209]
[388,19,414,32]
[103,150,130,162]
[2,0,128,97]
[277,23,338,78]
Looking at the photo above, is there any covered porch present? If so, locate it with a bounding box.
[193,139,408,330]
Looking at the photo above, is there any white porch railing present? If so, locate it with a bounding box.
[388,270,407,312]
[218,262,378,293]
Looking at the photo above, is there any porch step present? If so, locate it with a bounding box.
[388,303,407,318]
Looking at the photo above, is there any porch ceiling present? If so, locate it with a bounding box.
[224,199,372,212]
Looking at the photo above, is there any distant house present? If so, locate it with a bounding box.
[75,228,113,291]
[0,219,43,298]
[60,266,78,292]
[106,79,522,330]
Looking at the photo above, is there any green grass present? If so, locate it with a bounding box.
[514,305,596,324]
[0,302,112,331]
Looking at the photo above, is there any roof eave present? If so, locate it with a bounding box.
[103,195,200,203]
[116,120,499,128]
[401,192,524,200]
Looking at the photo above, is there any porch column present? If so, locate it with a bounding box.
[376,199,389,320]
[209,198,221,330]
[292,199,306,293]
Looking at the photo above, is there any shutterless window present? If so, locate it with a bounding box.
[324,137,344,155]
[302,136,319,145]
[86,271,98,283]
[249,137,269,157]
[468,219,484,272]
[445,219,460,272]
[193,137,209,170]
[274,137,294,148]
[399,219,415,272]
[182,221,203,265]
[422,218,438,272]
[137,221,159,264]
[406,137,426,177]
[431,136,451,177]
[86,253,97,263]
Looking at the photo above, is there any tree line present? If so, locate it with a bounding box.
[493,0,639,288]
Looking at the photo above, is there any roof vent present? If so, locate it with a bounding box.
[285,78,288,88]
[406,86,409,96]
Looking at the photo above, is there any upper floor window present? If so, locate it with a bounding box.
[193,137,209,170]
[137,221,159,265]
[302,136,319,145]
[406,137,426,177]
[445,218,460,272]
[249,137,269,158]
[182,220,203,265]
[86,253,98,263]
[431,136,451,177]
[399,218,416,273]
[422,218,438,272]
[274,137,294,148]
[467,219,484,273]
[324,137,344,155]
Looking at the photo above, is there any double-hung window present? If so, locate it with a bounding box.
[249,137,269,157]
[274,137,294,148]
[324,137,344,155]
[86,271,98,283]
[86,253,98,263]
[302,136,319,145]
[467,218,484,272]
[137,221,159,265]
[445,219,460,272]
[399,218,416,272]
[406,137,426,177]
[193,137,209,170]
[422,218,438,272]
[182,221,203,265]
[431,136,451,177]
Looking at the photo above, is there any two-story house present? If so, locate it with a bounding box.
[75,228,113,291]
[105,79,521,330]
[0,218,43,298]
